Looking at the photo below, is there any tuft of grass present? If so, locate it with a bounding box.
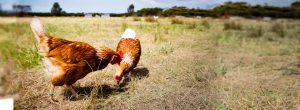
[201,20,210,29]
[186,22,197,29]
[121,21,128,32]
[0,40,41,68]
[133,17,141,21]
[280,62,300,75]
[171,18,183,24]
[212,58,227,76]
[271,22,285,38]
[246,25,264,38]
[224,21,242,30]
[193,65,217,83]
[145,17,156,22]
[159,43,174,54]
[154,32,163,43]
[154,23,165,43]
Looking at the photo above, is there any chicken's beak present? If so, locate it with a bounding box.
[115,75,122,86]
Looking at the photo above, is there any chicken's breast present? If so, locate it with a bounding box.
[116,38,141,73]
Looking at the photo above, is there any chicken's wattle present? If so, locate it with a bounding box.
[110,51,123,64]
[118,51,124,61]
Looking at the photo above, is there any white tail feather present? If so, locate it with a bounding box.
[30,17,45,42]
[121,28,136,38]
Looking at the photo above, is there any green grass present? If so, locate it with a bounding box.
[0,17,299,109]
[0,22,41,68]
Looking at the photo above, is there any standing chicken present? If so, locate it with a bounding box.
[30,18,119,102]
[112,29,141,85]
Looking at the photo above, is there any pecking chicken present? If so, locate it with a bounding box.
[30,18,119,102]
[111,29,141,85]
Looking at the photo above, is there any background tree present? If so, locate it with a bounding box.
[51,2,63,16]
[136,8,163,16]
[127,4,134,16]
[12,5,31,16]
[291,1,300,18]
[213,2,251,17]
[291,1,300,9]
[161,6,190,16]
[1,1,299,18]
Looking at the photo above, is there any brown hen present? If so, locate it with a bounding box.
[30,18,118,102]
[112,29,141,85]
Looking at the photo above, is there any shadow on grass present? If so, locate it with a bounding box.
[63,84,128,100]
[119,66,149,87]
[64,66,149,100]
[280,62,300,75]
[131,66,150,79]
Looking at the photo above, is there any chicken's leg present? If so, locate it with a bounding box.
[65,85,79,99]
[124,71,131,82]
[48,83,58,103]
[125,71,131,79]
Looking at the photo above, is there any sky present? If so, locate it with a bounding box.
[0,0,299,13]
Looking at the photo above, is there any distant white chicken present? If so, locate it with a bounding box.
[153,16,159,20]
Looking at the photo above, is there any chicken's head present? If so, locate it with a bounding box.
[110,54,121,65]
[110,51,123,65]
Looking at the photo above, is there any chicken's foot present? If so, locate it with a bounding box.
[65,85,79,99]
[48,84,59,103]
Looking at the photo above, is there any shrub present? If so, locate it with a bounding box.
[133,17,141,21]
[171,19,183,24]
[186,22,197,29]
[224,21,242,30]
[246,25,263,38]
[201,20,210,29]
[145,17,156,22]
[271,23,285,38]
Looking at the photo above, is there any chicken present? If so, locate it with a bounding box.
[112,29,141,85]
[30,18,119,102]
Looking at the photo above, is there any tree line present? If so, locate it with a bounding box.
[137,1,300,18]
[1,1,300,18]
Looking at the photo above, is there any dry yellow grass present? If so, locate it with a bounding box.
[0,17,300,109]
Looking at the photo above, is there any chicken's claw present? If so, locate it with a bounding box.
[48,97,59,104]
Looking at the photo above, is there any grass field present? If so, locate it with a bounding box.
[0,17,300,109]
